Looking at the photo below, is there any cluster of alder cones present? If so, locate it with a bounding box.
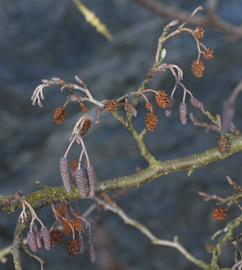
[50,218,95,261]
[191,27,214,78]
[27,217,96,262]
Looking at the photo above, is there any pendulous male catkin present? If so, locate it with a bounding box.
[27,231,38,253]
[88,243,96,263]
[60,156,71,193]
[86,166,96,197]
[41,226,51,251]
[75,168,87,198]
[32,222,42,249]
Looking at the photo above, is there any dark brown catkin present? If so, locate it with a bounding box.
[190,97,204,110]
[75,168,87,198]
[60,156,71,193]
[32,222,42,249]
[86,166,96,197]
[179,102,187,125]
[88,243,96,263]
[78,233,85,254]
[27,231,38,253]
[41,226,51,251]
[165,97,174,117]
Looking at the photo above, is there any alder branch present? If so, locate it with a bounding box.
[10,221,24,270]
[1,134,242,213]
[130,0,242,41]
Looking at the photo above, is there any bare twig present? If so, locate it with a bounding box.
[21,243,44,270]
[94,195,209,269]
[130,0,242,41]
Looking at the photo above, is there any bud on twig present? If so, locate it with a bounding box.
[190,97,204,110]
[60,157,71,193]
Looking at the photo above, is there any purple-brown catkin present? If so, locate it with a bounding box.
[75,168,87,198]
[32,222,42,249]
[86,166,96,197]
[190,97,204,110]
[165,97,174,117]
[88,243,96,263]
[60,156,71,193]
[78,233,85,254]
[27,231,38,253]
[179,102,187,125]
[41,226,51,251]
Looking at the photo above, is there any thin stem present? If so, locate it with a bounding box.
[64,135,76,157]
[21,243,44,270]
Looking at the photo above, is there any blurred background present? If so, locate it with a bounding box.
[0,0,242,269]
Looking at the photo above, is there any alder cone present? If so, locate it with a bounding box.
[203,48,214,60]
[60,156,71,193]
[145,112,158,131]
[75,168,87,198]
[212,208,227,221]
[155,90,169,108]
[71,218,84,232]
[67,239,81,257]
[105,99,119,112]
[145,102,153,110]
[53,107,67,124]
[41,226,51,251]
[193,27,205,39]
[80,119,92,136]
[27,231,38,253]
[191,60,205,78]
[50,229,64,247]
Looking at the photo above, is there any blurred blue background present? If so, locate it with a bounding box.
[0,0,242,269]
